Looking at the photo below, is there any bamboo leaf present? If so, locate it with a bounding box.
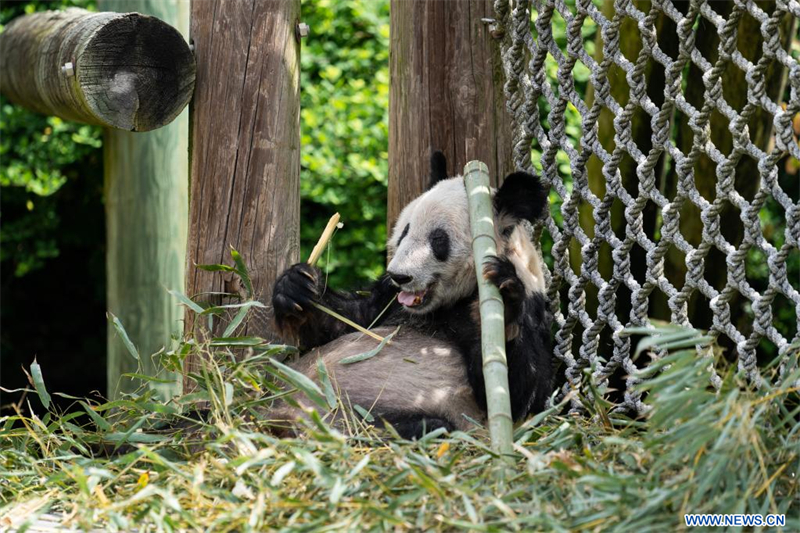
[224,305,251,337]
[353,404,374,422]
[215,301,266,337]
[339,327,399,365]
[271,461,295,486]
[107,312,139,360]
[230,246,253,298]
[224,382,234,407]
[121,373,178,384]
[316,359,338,409]
[108,417,148,450]
[631,327,707,358]
[79,401,111,432]
[196,263,236,273]
[201,300,266,317]
[655,336,714,353]
[168,289,204,314]
[210,336,265,347]
[329,477,346,504]
[102,432,169,444]
[30,358,51,410]
[267,358,328,410]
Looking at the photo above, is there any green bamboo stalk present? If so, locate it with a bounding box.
[464,160,514,465]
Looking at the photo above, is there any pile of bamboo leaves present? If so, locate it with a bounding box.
[1,291,797,531]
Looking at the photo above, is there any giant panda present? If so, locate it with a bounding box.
[270,152,553,438]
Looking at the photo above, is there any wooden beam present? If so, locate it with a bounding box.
[184,0,301,381]
[101,0,189,401]
[388,0,513,229]
[0,8,195,131]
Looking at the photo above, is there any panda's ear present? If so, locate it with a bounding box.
[428,150,448,190]
[494,172,549,224]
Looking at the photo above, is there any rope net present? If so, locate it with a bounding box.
[492,0,800,412]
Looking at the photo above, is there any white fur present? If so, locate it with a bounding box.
[271,327,485,432]
[387,178,476,311]
[501,225,546,296]
[387,177,545,307]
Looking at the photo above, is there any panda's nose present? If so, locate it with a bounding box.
[387,271,413,286]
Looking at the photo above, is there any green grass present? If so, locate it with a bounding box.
[2,309,798,532]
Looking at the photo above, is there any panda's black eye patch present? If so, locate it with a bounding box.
[429,228,450,261]
[397,224,410,246]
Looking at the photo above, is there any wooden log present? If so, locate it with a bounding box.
[0,8,195,131]
[101,0,189,401]
[388,0,513,229]
[184,0,301,383]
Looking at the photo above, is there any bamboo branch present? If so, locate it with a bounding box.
[306,214,387,343]
[463,160,514,465]
[309,302,386,343]
[307,213,341,267]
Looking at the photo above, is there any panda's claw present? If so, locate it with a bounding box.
[483,256,525,306]
[298,268,316,283]
[272,263,321,323]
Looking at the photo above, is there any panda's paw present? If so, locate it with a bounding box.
[483,256,525,315]
[272,263,320,323]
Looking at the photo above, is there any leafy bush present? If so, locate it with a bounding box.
[298,0,390,287]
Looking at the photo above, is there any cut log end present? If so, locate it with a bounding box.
[0,9,195,132]
[80,13,195,131]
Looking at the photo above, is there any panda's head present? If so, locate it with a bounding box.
[387,152,548,313]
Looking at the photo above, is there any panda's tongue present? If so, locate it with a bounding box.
[398,290,426,307]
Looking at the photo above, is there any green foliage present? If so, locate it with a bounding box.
[0,0,101,277]
[0,108,102,277]
[1,314,797,531]
[299,0,390,287]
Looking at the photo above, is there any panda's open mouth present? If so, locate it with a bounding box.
[397,287,430,308]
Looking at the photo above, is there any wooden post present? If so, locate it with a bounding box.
[100,0,189,400]
[0,8,194,131]
[388,0,513,228]
[184,0,301,381]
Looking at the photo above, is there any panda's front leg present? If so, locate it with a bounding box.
[482,256,527,324]
[482,256,553,420]
[272,263,322,335]
[272,263,399,350]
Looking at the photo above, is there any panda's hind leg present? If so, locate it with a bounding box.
[378,412,455,440]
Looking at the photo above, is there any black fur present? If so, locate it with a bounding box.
[428,228,451,262]
[273,264,400,349]
[494,172,549,224]
[429,150,448,189]
[483,256,526,323]
[397,223,410,247]
[377,413,455,439]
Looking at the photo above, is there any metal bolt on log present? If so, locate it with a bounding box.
[0,8,195,132]
[296,22,309,39]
